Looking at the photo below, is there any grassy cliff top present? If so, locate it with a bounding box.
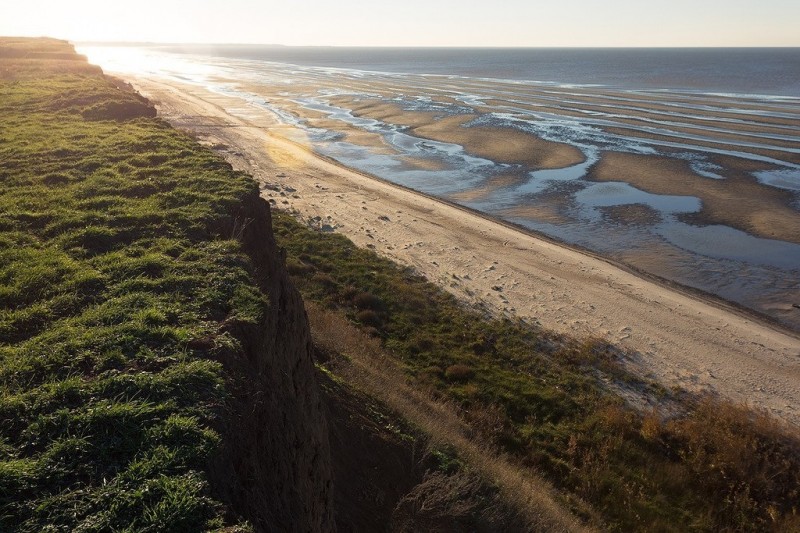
[0,37,264,531]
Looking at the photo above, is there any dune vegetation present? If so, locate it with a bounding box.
[273,209,800,531]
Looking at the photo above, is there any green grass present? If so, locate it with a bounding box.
[0,38,262,531]
[273,210,800,532]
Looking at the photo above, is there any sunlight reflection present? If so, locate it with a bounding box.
[77,45,217,81]
[264,133,312,171]
[78,45,314,175]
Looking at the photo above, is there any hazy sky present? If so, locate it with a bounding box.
[2,0,799,47]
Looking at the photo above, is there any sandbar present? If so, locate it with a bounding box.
[587,151,800,244]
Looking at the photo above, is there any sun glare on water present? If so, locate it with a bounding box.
[77,45,216,80]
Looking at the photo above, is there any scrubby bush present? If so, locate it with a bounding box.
[356,309,383,328]
[352,291,384,311]
[444,364,474,382]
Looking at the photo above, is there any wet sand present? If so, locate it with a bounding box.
[125,76,800,427]
[601,126,800,165]
[587,152,800,244]
[474,82,800,122]
[449,173,527,202]
[480,98,800,137]
[339,100,587,169]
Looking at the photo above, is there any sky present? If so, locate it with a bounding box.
[2,0,799,47]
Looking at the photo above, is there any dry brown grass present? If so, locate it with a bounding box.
[306,302,593,532]
[663,398,800,531]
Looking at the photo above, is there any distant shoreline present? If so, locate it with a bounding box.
[79,43,800,97]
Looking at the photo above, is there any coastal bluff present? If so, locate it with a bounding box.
[6,36,800,533]
[0,37,333,531]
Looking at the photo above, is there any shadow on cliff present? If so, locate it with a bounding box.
[316,345,531,533]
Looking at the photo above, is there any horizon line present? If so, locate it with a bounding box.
[72,40,800,49]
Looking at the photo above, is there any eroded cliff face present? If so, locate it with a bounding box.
[210,193,334,532]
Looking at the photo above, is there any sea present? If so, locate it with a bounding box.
[79,45,800,329]
[139,45,800,96]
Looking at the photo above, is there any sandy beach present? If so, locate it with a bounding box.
[124,76,800,426]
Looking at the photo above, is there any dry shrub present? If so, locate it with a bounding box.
[665,397,800,530]
[341,285,360,301]
[444,364,474,382]
[594,402,634,433]
[352,292,383,311]
[356,309,383,328]
[311,271,336,288]
[558,336,619,370]
[390,471,529,532]
[639,409,664,442]
[81,100,156,121]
